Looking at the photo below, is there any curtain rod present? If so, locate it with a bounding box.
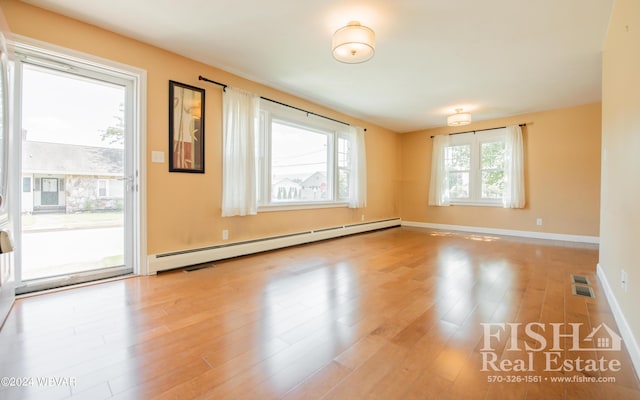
[430,124,526,139]
[198,75,365,130]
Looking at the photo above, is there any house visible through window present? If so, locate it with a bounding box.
[445,128,507,205]
[270,120,329,202]
[258,101,356,208]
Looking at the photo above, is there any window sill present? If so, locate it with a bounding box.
[450,201,503,208]
[258,201,349,212]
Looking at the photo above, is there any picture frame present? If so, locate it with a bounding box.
[169,80,205,173]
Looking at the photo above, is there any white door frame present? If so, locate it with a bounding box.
[10,35,147,287]
[0,30,14,326]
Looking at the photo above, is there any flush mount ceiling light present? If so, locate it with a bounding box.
[447,108,472,126]
[332,21,375,64]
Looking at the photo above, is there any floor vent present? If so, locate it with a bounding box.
[572,284,595,298]
[571,275,590,285]
[183,263,216,273]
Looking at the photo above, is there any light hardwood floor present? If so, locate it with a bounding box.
[0,227,638,399]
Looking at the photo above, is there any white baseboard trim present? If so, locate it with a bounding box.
[597,263,640,383]
[147,218,401,274]
[401,221,599,244]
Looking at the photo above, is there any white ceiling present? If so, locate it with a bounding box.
[23,0,614,133]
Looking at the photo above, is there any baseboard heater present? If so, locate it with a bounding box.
[147,218,401,274]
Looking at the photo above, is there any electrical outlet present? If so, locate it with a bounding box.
[222,230,229,241]
[621,270,628,292]
[361,214,365,222]
[536,218,543,226]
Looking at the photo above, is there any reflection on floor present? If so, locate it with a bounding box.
[0,227,638,399]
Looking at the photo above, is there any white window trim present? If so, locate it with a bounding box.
[448,128,506,207]
[257,100,353,211]
[258,202,349,212]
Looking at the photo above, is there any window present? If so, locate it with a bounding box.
[257,101,356,208]
[23,177,31,193]
[97,179,108,197]
[445,144,471,199]
[480,141,505,199]
[337,136,351,201]
[221,88,366,216]
[96,179,124,198]
[430,125,524,208]
[445,129,507,205]
[269,121,330,203]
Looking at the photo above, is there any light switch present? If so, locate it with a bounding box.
[151,151,165,163]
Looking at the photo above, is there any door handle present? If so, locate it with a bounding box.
[117,176,135,191]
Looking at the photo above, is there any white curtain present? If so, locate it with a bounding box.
[503,125,525,208]
[221,87,260,217]
[347,126,367,208]
[428,134,451,206]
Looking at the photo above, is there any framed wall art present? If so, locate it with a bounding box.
[169,80,205,173]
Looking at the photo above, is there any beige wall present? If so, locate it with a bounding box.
[600,0,640,355]
[400,103,602,237]
[0,0,606,256]
[0,0,400,255]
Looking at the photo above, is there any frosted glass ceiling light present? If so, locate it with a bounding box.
[447,108,472,126]
[332,21,375,64]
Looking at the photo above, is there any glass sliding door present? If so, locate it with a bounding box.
[15,52,137,291]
